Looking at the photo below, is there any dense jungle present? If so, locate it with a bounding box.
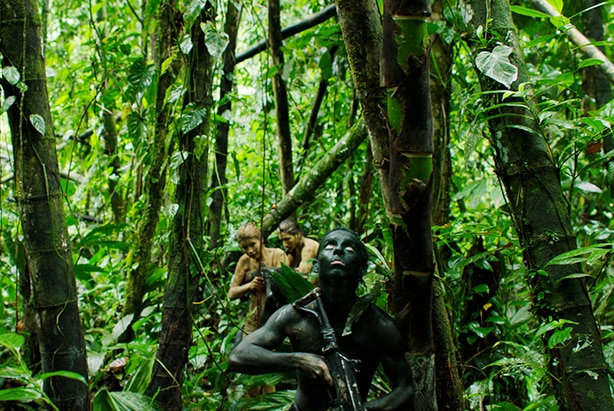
[1,0,614,410]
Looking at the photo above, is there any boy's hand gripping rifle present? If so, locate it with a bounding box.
[293,288,367,411]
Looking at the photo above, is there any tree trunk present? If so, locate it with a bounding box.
[334,0,391,211]
[209,0,242,249]
[262,119,368,237]
[121,0,182,340]
[269,0,295,195]
[382,1,436,409]
[467,0,614,409]
[102,110,124,223]
[430,1,463,408]
[579,0,614,182]
[0,1,90,409]
[147,3,213,409]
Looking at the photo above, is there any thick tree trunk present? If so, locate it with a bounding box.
[147,4,213,409]
[382,1,436,409]
[269,0,295,195]
[467,0,614,409]
[122,0,182,340]
[334,0,391,210]
[209,0,242,249]
[262,119,368,237]
[0,1,89,409]
[578,0,614,181]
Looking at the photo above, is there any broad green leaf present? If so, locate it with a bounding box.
[0,387,43,403]
[547,327,572,349]
[577,58,605,69]
[124,355,155,394]
[0,332,25,352]
[29,114,46,135]
[127,58,154,100]
[201,22,229,59]
[475,45,518,88]
[271,265,314,303]
[2,66,20,85]
[183,0,209,30]
[180,103,208,133]
[546,0,563,13]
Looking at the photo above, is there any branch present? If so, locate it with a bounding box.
[236,4,336,64]
[530,0,614,85]
[262,118,368,237]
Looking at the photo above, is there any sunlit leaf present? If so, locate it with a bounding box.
[2,66,20,85]
[29,114,46,135]
[475,45,518,88]
[201,22,229,59]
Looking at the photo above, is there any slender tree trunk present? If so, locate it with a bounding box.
[269,0,295,195]
[467,0,614,408]
[0,1,89,409]
[121,0,182,340]
[102,110,124,223]
[148,3,213,409]
[430,1,463,408]
[209,0,242,249]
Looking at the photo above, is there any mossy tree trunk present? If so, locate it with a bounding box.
[269,0,295,195]
[0,0,89,409]
[147,3,213,409]
[467,0,614,408]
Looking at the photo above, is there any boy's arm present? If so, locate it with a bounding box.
[228,305,332,383]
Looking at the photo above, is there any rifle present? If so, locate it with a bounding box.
[254,266,286,326]
[293,288,367,411]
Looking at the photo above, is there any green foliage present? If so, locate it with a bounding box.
[1,0,614,409]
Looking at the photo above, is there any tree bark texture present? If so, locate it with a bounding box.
[578,0,613,175]
[468,0,614,409]
[334,0,391,211]
[0,1,90,409]
[429,1,463,408]
[269,0,295,195]
[262,119,368,237]
[382,0,435,355]
[209,0,242,249]
[147,4,213,410]
[122,0,182,339]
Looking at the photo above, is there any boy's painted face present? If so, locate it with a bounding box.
[240,238,261,260]
[279,232,300,252]
[317,230,363,279]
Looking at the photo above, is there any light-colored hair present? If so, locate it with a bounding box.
[278,219,301,235]
[237,222,262,242]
